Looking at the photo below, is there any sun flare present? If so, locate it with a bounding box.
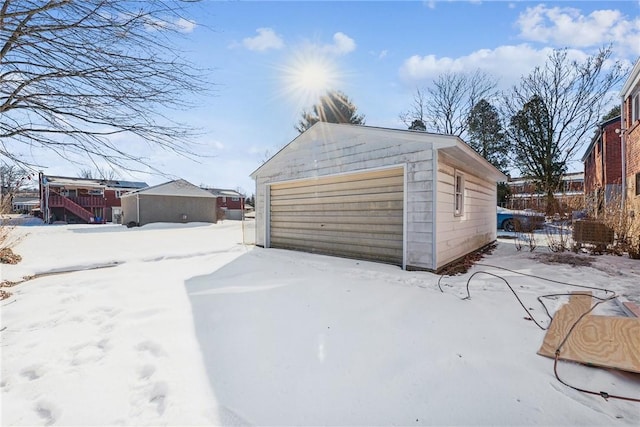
[279,51,343,110]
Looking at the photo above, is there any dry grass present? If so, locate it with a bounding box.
[535,252,595,267]
[584,191,640,258]
[438,243,497,276]
[0,247,21,264]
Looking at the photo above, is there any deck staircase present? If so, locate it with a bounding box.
[58,196,95,223]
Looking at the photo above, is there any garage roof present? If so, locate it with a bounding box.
[121,179,216,198]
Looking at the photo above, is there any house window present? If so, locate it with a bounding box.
[115,190,123,198]
[633,92,640,123]
[221,196,226,203]
[232,197,240,202]
[636,173,640,196]
[454,172,464,216]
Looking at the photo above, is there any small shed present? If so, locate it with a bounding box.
[250,123,507,272]
[121,179,217,227]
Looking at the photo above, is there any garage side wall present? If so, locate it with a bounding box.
[436,160,497,270]
[138,195,217,226]
[121,196,137,225]
[254,129,437,269]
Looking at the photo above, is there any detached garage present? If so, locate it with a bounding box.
[251,123,507,272]
[121,179,217,227]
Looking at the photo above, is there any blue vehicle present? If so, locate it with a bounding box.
[497,207,545,232]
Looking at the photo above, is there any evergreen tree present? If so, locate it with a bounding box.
[408,119,426,131]
[296,91,365,133]
[602,105,621,121]
[467,99,509,172]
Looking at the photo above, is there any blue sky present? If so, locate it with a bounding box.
[40,0,640,195]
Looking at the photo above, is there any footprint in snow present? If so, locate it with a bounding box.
[34,399,59,426]
[135,340,166,357]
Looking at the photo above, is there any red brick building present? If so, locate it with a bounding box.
[582,115,622,215]
[622,60,640,200]
[621,59,640,213]
[506,172,584,212]
[201,188,245,220]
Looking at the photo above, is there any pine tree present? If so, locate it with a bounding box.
[296,91,365,133]
[467,99,509,172]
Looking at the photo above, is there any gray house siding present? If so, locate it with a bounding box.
[121,180,217,226]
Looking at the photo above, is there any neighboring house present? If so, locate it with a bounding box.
[621,58,640,211]
[39,173,147,224]
[250,122,507,272]
[202,188,245,220]
[582,115,622,215]
[12,193,40,213]
[121,179,217,227]
[506,173,584,212]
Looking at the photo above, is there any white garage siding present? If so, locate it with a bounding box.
[436,160,498,270]
[269,167,405,265]
[251,123,506,271]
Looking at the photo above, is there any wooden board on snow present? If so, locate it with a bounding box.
[538,292,640,374]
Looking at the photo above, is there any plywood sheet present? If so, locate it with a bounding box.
[538,292,640,374]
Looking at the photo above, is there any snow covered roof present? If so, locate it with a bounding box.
[202,188,243,198]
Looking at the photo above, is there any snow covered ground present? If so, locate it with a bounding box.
[1,220,639,426]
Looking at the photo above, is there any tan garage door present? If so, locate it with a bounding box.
[269,167,404,265]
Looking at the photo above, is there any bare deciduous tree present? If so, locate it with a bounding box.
[0,164,32,194]
[0,0,206,172]
[503,47,625,212]
[400,70,497,137]
[0,163,33,214]
[78,167,118,180]
[399,88,428,130]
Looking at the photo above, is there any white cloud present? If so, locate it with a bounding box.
[243,28,284,52]
[399,44,592,89]
[175,17,196,33]
[425,1,436,10]
[321,32,356,56]
[378,49,388,60]
[142,16,196,33]
[516,5,640,55]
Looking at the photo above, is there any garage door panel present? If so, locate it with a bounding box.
[272,221,402,234]
[270,167,404,265]
[270,168,402,191]
[270,200,404,213]
[271,233,402,254]
[271,223,404,240]
[273,214,403,226]
[271,177,404,199]
[272,185,405,202]
[272,237,403,261]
